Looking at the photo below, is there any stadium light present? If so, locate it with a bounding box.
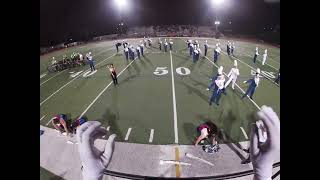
[212,0,224,6]
[114,0,128,10]
[215,21,220,25]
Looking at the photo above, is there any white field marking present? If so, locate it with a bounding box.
[40,73,47,79]
[79,57,137,118]
[149,129,154,143]
[218,50,279,86]
[240,127,249,139]
[124,128,132,141]
[40,54,116,106]
[40,70,66,86]
[82,70,97,77]
[170,51,179,144]
[46,118,53,126]
[204,56,261,110]
[106,126,110,131]
[40,115,46,121]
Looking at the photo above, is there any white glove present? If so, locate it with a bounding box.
[77,121,117,180]
[250,106,280,180]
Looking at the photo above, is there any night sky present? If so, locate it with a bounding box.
[40,0,280,46]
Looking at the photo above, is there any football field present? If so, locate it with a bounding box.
[40,37,280,145]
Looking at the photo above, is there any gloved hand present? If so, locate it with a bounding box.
[77,121,117,180]
[250,105,280,180]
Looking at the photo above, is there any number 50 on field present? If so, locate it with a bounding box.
[153,67,191,76]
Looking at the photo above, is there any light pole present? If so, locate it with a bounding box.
[211,0,224,37]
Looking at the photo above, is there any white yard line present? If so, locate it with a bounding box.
[40,115,46,121]
[124,128,132,141]
[46,118,53,126]
[40,70,66,86]
[40,73,47,79]
[240,127,249,139]
[79,57,137,118]
[204,56,261,110]
[170,51,179,144]
[149,129,154,143]
[40,54,116,106]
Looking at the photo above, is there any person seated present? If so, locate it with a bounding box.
[194,123,217,146]
[51,114,70,136]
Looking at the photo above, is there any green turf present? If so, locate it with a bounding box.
[40,37,280,145]
[40,166,65,180]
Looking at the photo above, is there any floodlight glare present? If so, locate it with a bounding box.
[114,0,128,10]
[212,0,224,6]
[215,21,220,25]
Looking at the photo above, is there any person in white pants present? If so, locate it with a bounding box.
[224,60,240,90]
[262,49,268,65]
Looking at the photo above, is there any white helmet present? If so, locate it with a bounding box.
[256,68,261,74]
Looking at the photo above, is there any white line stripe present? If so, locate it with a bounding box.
[40,54,116,106]
[204,56,261,110]
[149,129,154,143]
[240,127,249,139]
[107,126,110,131]
[40,73,47,79]
[79,57,137,118]
[40,115,46,121]
[46,118,53,126]
[170,50,179,144]
[124,128,132,140]
[40,70,66,86]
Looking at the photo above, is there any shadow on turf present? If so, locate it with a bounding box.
[142,55,154,67]
[102,108,124,141]
[177,80,209,103]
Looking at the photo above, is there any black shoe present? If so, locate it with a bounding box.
[209,102,212,106]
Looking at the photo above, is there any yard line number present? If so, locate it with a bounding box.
[154,67,190,76]
[250,70,276,79]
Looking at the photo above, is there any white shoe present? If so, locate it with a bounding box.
[206,88,210,91]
